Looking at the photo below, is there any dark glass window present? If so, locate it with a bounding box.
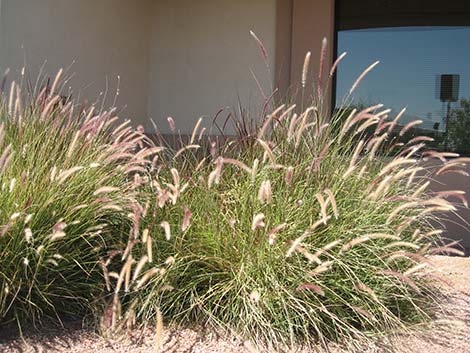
[335,0,470,153]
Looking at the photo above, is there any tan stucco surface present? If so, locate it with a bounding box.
[147,0,276,134]
[0,0,153,126]
[0,0,333,134]
[290,0,335,100]
[428,163,470,250]
[0,0,277,133]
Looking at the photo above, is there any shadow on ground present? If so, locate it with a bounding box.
[0,256,468,353]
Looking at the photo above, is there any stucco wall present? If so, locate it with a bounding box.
[147,0,277,134]
[0,0,153,125]
[428,163,470,251]
[289,0,335,104]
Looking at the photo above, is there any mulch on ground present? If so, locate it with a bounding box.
[1,255,469,353]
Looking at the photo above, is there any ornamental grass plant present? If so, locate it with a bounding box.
[0,73,160,326]
[0,37,467,352]
[105,39,468,351]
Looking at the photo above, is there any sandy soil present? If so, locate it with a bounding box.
[0,255,469,353]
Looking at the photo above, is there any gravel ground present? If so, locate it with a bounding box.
[0,255,469,353]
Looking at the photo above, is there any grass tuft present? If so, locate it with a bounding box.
[1,39,467,352]
[0,76,157,326]
[104,41,469,351]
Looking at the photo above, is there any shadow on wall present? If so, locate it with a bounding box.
[428,162,470,254]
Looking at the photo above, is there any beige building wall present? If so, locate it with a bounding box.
[0,0,153,126]
[428,164,470,251]
[147,0,277,134]
[0,0,337,135]
[274,0,336,100]
[290,0,335,91]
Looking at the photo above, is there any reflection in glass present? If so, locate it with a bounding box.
[335,26,470,153]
